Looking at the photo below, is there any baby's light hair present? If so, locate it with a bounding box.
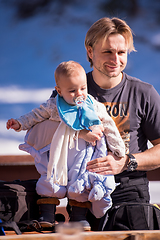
[55,60,86,87]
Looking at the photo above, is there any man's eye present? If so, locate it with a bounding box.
[103,51,112,54]
[119,51,126,54]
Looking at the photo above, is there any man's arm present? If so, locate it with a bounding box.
[86,138,160,175]
[133,138,160,171]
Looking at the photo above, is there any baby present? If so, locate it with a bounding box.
[7,61,125,230]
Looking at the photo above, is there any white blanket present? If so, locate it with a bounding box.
[47,121,77,186]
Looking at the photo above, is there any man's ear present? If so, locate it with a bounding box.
[55,86,62,96]
[86,46,93,59]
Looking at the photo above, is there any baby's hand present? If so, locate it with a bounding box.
[79,124,104,145]
[6,118,21,130]
[89,124,104,145]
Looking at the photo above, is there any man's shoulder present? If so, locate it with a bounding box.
[124,72,153,91]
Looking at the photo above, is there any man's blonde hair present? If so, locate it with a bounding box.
[85,17,136,67]
[55,60,86,86]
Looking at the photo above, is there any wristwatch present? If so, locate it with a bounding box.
[126,153,138,171]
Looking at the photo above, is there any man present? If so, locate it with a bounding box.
[81,17,160,230]
[29,17,160,230]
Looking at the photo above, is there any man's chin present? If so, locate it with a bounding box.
[107,72,121,78]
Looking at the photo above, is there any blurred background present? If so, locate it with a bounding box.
[0,0,160,203]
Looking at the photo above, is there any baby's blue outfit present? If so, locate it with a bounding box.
[19,95,115,218]
[67,135,115,218]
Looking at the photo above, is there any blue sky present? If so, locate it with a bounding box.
[0,0,160,155]
[0,0,160,204]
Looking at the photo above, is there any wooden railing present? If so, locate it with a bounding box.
[1,230,160,240]
[0,155,160,181]
[0,155,40,181]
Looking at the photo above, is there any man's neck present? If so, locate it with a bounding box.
[92,69,123,89]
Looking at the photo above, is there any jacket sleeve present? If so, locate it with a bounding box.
[16,98,61,131]
[90,95,126,157]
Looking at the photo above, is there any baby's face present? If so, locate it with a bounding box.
[57,71,88,105]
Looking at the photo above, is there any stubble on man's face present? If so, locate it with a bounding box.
[91,34,128,80]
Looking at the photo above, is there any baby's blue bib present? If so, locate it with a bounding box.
[57,95,101,130]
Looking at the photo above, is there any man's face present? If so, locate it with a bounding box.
[87,34,128,79]
[56,71,88,105]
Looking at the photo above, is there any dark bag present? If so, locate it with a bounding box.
[0,179,40,234]
[102,202,160,231]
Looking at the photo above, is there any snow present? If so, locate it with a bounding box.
[0,0,160,203]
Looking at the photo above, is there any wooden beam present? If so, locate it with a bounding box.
[1,155,160,181]
[1,230,160,240]
[0,155,34,166]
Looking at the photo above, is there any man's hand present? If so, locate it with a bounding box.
[86,152,128,175]
[6,118,21,130]
[79,124,104,145]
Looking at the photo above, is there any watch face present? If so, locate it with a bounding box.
[128,160,138,171]
[126,154,138,171]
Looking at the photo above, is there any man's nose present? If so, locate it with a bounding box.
[111,53,118,64]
